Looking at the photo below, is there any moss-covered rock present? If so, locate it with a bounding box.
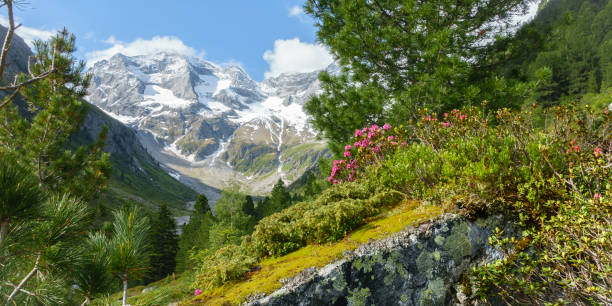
[246,215,515,306]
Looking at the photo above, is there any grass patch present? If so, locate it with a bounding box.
[189,201,443,305]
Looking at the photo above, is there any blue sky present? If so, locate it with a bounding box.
[0,0,334,81]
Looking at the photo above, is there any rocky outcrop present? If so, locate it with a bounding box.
[247,214,515,306]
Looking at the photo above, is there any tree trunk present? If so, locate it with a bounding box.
[6,253,40,303]
[79,296,90,306]
[122,276,128,306]
[0,218,8,245]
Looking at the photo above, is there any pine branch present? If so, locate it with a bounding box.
[0,0,57,109]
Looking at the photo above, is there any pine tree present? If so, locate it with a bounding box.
[104,207,151,306]
[0,28,110,200]
[304,0,532,152]
[260,179,291,217]
[148,204,179,282]
[0,27,110,304]
[194,194,210,215]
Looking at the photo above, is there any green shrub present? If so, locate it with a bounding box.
[192,244,257,291]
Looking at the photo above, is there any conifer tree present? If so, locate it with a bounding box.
[148,204,179,282]
[304,0,531,152]
[103,207,151,306]
[175,194,214,273]
[243,195,256,217]
[261,179,290,217]
[194,194,211,215]
[0,23,110,304]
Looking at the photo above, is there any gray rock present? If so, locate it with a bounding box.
[246,214,515,306]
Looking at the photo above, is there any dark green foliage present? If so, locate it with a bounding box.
[0,156,42,243]
[252,184,404,256]
[304,0,532,152]
[148,204,179,283]
[208,187,255,249]
[243,195,256,217]
[0,29,112,304]
[0,29,111,201]
[257,179,291,218]
[481,0,612,105]
[175,210,213,274]
[194,194,210,215]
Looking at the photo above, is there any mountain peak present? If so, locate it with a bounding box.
[86,54,329,194]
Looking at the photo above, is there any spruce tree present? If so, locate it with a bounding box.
[261,179,291,217]
[148,204,179,282]
[194,194,210,215]
[175,194,214,273]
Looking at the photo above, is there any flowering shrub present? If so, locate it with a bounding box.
[328,123,407,184]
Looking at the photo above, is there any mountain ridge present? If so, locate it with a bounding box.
[86,52,330,194]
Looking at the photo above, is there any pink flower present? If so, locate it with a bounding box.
[345,144,352,151]
[383,123,391,130]
[372,146,380,153]
[388,136,394,141]
[570,139,577,145]
[371,124,379,131]
[367,131,376,139]
[425,115,432,121]
[442,122,450,127]
[328,176,334,182]
[443,113,448,117]
[391,141,396,146]
[566,149,572,154]
[355,130,363,138]
[354,141,361,148]
[194,289,202,296]
[573,145,581,153]
[605,110,610,115]
[594,147,603,157]
[460,115,467,120]
[594,193,602,200]
[344,151,351,157]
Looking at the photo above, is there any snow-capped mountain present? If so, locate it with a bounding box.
[86,52,329,193]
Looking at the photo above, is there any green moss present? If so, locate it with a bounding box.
[188,202,443,305]
[347,287,371,306]
[434,235,445,246]
[416,251,434,277]
[420,278,446,306]
[442,222,472,264]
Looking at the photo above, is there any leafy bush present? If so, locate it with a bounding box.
[192,181,405,290]
[192,244,257,291]
[470,195,611,305]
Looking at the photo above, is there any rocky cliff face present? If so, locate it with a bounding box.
[0,25,204,209]
[247,215,514,306]
[86,53,329,194]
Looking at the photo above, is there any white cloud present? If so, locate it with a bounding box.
[263,38,334,79]
[85,35,205,66]
[288,5,303,17]
[0,16,55,48]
